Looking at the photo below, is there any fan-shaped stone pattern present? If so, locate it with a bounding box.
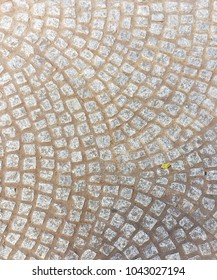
[0,0,217,260]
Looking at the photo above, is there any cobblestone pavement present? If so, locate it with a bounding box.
[0,0,217,260]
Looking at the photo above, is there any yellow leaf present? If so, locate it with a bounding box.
[161,162,171,169]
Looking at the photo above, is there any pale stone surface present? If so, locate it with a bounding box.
[0,0,217,260]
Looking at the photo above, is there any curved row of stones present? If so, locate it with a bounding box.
[0,0,217,260]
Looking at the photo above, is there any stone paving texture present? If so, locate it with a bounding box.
[0,0,217,260]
